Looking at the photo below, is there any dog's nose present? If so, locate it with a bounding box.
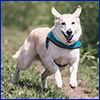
[66,29,72,35]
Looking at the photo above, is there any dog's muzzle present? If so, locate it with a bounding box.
[61,30,73,43]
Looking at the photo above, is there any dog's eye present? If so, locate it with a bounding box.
[72,22,75,25]
[61,22,66,25]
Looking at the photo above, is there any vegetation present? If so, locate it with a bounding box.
[1,1,99,99]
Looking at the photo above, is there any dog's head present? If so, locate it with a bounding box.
[51,6,82,45]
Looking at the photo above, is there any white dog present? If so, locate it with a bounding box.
[11,6,82,89]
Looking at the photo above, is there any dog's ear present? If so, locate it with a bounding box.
[73,5,82,18]
[51,7,61,19]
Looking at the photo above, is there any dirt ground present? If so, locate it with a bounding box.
[62,77,99,99]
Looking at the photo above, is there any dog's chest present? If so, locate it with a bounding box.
[48,43,80,65]
[54,50,78,65]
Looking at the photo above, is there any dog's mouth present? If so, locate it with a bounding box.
[61,30,73,43]
[66,35,73,43]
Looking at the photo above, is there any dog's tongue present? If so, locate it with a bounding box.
[67,35,72,40]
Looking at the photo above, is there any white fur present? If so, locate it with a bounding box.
[11,6,82,89]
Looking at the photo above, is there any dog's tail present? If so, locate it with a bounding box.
[12,46,23,61]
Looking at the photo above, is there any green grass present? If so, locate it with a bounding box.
[1,26,99,99]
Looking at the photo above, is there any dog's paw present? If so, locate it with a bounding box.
[56,85,62,89]
[11,78,18,84]
[56,83,62,89]
[55,78,62,89]
[41,78,47,88]
[55,79,62,88]
[69,81,77,89]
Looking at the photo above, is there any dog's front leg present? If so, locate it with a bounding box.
[54,68,62,88]
[69,62,78,88]
[44,57,62,88]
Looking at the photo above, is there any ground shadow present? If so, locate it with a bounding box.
[18,79,43,92]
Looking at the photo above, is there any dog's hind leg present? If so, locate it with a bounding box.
[11,63,20,83]
[11,37,37,83]
[41,69,53,88]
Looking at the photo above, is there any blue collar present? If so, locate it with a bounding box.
[46,31,81,49]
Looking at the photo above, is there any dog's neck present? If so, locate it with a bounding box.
[51,26,66,44]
